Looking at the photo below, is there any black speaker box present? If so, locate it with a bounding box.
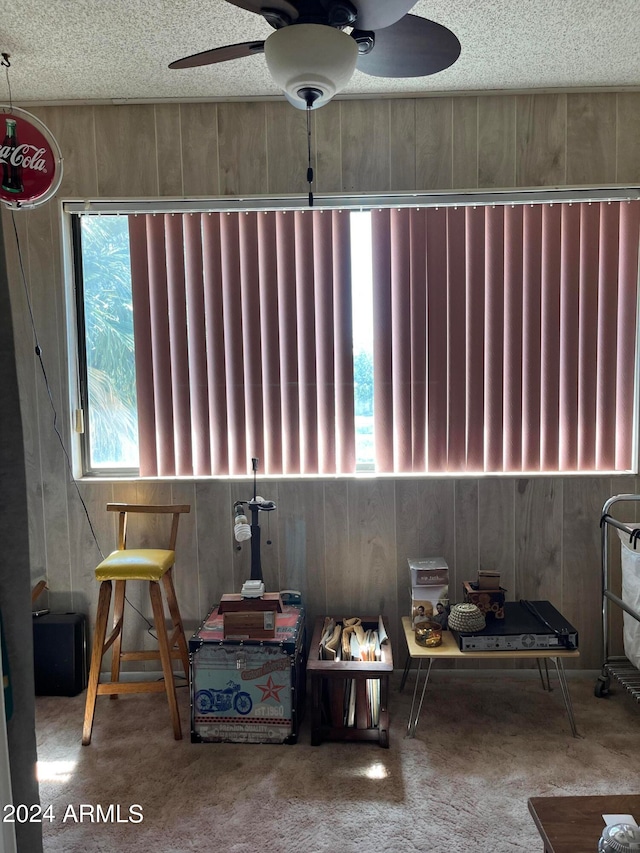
[32,613,88,696]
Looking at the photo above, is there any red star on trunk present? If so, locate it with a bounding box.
[256,675,286,702]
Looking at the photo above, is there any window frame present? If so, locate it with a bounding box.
[71,214,115,476]
[62,185,640,480]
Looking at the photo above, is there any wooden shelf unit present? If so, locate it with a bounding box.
[307,615,393,748]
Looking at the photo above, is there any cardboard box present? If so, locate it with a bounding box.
[407,556,449,587]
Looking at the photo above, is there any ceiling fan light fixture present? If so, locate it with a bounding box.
[264,23,358,110]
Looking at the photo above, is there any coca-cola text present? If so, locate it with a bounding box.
[0,144,47,173]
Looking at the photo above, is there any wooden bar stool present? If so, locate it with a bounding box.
[82,503,191,745]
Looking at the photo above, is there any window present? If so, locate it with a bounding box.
[369,201,640,473]
[75,214,138,469]
[70,194,640,478]
[351,211,374,468]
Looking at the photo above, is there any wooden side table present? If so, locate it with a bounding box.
[528,795,640,853]
[307,616,393,747]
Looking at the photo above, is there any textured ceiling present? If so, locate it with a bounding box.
[0,0,638,104]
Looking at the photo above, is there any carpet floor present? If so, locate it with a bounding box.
[35,670,640,853]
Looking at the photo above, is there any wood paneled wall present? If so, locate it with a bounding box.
[5,92,640,669]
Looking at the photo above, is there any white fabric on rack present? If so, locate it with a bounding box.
[617,528,640,670]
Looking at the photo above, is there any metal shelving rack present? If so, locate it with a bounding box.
[596,494,640,701]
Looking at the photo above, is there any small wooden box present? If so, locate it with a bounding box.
[462,581,506,620]
[223,610,276,639]
[477,570,501,590]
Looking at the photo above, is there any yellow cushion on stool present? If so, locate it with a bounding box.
[95,549,176,582]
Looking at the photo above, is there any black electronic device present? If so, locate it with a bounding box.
[32,612,88,696]
[450,600,578,652]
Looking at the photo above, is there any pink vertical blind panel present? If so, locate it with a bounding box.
[371,201,640,473]
[128,210,355,476]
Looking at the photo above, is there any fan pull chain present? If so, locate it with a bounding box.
[306,102,314,207]
[1,53,12,109]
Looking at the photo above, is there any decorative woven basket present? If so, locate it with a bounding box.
[448,603,486,633]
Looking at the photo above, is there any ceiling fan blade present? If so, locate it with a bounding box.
[356,14,461,78]
[169,41,265,70]
[353,0,417,31]
[224,0,299,19]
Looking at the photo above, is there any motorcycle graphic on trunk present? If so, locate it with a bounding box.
[195,680,253,715]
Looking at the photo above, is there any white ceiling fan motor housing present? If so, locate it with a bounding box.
[264,23,359,110]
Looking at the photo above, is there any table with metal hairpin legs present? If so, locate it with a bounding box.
[401,617,581,738]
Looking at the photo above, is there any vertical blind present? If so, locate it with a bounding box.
[129,210,355,476]
[372,201,640,473]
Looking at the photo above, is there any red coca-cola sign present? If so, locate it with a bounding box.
[0,108,62,209]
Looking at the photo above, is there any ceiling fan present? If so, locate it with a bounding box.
[169,0,461,110]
